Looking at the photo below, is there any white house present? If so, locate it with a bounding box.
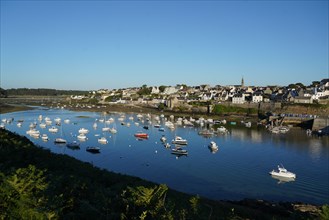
[163,86,178,95]
[252,94,263,103]
[232,93,245,104]
[151,87,160,94]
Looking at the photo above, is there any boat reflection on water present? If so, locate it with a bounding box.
[271,175,296,184]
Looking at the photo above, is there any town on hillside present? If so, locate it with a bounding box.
[68,78,329,108]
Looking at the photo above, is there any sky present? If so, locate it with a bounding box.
[0,0,328,90]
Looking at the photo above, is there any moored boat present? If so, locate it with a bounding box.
[54,138,67,144]
[41,134,49,141]
[269,164,296,179]
[49,126,59,133]
[134,132,149,139]
[66,141,80,149]
[98,137,108,144]
[172,136,188,145]
[208,141,218,152]
[171,147,188,155]
[86,146,100,153]
[78,128,89,134]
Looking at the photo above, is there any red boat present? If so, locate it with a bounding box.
[134,132,149,139]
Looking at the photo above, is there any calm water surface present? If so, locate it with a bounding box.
[1,108,328,205]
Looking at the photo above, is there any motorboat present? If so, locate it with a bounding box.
[164,143,171,148]
[172,136,188,145]
[208,141,218,152]
[269,165,296,179]
[49,126,58,133]
[102,127,110,132]
[54,138,67,144]
[134,132,149,139]
[98,137,108,144]
[160,136,167,142]
[77,134,87,140]
[41,134,49,141]
[64,119,70,124]
[171,147,188,155]
[198,130,214,136]
[66,141,80,149]
[78,128,89,134]
[86,146,100,153]
[109,127,117,134]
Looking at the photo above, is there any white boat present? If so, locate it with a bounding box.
[160,136,167,142]
[109,127,117,134]
[98,137,108,144]
[64,119,70,124]
[269,165,296,179]
[172,136,188,145]
[217,126,228,133]
[45,119,52,125]
[245,122,251,128]
[39,123,47,128]
[49,126,59,133]
[208,141,218,152]
[54,117,61,122]
[77,134,87,140]
[93,122,97,129]
[78,128,89,134]
[41,134,49,141]
[102,127,110,132]
[26,129,40,136]
[54,138,66,144]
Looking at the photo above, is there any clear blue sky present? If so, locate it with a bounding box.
[1,0,328,90]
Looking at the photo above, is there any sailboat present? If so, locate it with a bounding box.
[102,113,110,131]
[54,123,66,144]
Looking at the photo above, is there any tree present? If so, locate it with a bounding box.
[159,86,167,93]
[122,184,173,219]
[0,165,56,219]
[137,85,151,96]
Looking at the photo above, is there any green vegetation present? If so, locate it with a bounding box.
[3,88,88,96]
[137,85,152,96]
[212,104,258,116]
[320,205,329,220]
[0,129,324,219]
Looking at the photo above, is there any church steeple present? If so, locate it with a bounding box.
[241,76,244,87]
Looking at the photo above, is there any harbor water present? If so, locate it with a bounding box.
[1,108,328,205]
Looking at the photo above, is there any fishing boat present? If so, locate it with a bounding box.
[172,136,188,145]
[134,132,149,139]
[269,164,296,179]
[86,146,100,153]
